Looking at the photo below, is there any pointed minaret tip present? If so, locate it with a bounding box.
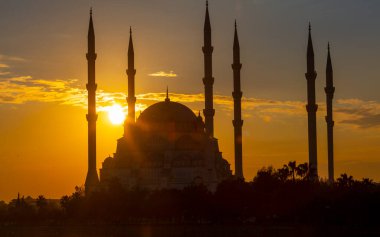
[307,22,314,66]
[165,86,170,102]
[204,0,211,32]
[233,20,240,51]
[90,7,92,16]
[326,42,333,73]
[128,26,134,54]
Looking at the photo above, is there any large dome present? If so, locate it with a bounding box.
[137,100,197,125]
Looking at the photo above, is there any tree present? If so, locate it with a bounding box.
[288,161,297,182]
[361,178,374,186]
[337,173,354,188]
[60,195,70,213]
[277,165,290,182]
[36,195,47,210]
[296,163,309,180]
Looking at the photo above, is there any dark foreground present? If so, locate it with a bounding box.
[1,224,379,237]
[2,165,379,236]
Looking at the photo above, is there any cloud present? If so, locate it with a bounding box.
[148,71,178,78]
[341,114,380,128]
[0,63,9,68]
[0,75,146,114]
[0,76,81,104]
[335,99,380,128]
[0,54,26,62]
[1,73,380,130]
[136,93,306,121]
[0,54,26,78]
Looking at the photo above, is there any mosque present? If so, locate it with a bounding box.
[84,2,244,193]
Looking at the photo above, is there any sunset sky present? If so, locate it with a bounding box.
[1,0,380,201]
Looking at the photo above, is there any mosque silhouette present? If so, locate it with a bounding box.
[84,2,335,193]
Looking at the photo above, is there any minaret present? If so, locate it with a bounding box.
[325,43,335,183]
[85,9,99,193]
[202,1,215,137]
[232,21,244,179]
[125,27,136,135]
[305,23,318,179]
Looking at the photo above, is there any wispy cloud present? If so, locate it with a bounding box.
[0,63,9,68]
[335,99,380,128]
[0,76,81,104]
[0,75,146,113]
[0,54,26,78]
[0,54,26,62]
[148,71,177,78]
[1,74,380,130]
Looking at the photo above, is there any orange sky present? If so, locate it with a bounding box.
[1,0,380,201]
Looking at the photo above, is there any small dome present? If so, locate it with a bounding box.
[137,101,197,125]
[102,156,114,168]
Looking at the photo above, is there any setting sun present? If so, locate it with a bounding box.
[106,104,125,125]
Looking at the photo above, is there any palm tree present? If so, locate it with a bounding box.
[288,161,297,182]
[337,173,354,187]
[36,195,47,210]
[361,178,374,186]
[296,163,309,180]
[277,165,290,182]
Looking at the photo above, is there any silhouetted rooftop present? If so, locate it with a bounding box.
[137,100,197,125]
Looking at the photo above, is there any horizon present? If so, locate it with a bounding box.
[1,0,380,201]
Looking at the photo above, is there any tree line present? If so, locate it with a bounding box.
[0,162,379,226]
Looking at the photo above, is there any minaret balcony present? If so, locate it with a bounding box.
[306,104,318,112]
[86,83,97,91]
[127,69,136,76]
[232,63,242,70]
[233,119,243,127]
[324,86,335,94]
[127,96,136,104]
[305,71,317,80]
[86,53,97,60]
[232,91,242,99]
[86,113,98,122]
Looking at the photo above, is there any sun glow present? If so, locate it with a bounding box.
[106,104,125,125]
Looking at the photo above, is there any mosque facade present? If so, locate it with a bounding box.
[85,3,244,193]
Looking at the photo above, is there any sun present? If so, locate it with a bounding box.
[107,104,125,125]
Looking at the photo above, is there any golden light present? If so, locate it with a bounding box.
[106,104,125,125]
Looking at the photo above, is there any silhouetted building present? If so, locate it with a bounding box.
[85,9,99,193]
[325,43,335,183]
[98,3,233,191]
[305,24,318,179]
[232,21,244,179]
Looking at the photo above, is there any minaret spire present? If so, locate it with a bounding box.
[325,42,335,183]
[232,21,244,179]
[126,26,136,133]
[165,86,170,102]
[202,1,215,137]
[85,9,99,193]
[305,23,318,179]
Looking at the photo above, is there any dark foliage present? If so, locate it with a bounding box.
[1,163,379,226]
